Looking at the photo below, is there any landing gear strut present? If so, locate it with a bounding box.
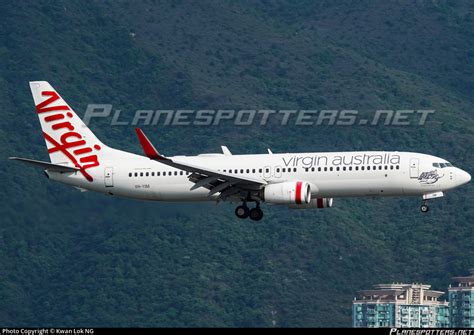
[420,201,429,213]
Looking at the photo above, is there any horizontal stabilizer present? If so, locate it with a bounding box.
[9,157,79,173]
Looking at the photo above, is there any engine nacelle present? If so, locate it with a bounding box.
[289,198,333,209]
[263,181,311,204]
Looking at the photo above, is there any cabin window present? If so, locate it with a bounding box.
[276,168,280,173]
[157,172,160,176]
[180,171,184,175]
[252,169,256,173]
[266,168,270,173]
[140,172,144,177]
[329,167,333,172]
[396,165,400,170]
[168,171,172,176]
[129,173,132,177]
[174,171,178,176]
[384,166,388,170]
[349,166,352,171]
[134,172,138,177]
[318,167,322,172]
[311,167,315,172]
[336,167,340,171]
[355,166,358,171]
[324,167,327,172]
[240,169,244,173]
[293,168,297,172]
[259,169,263,173]
[342,166,346,171]
[234,169,238,174]
[145,172,149,177]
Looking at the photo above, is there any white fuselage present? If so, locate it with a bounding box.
[47,150,469,203]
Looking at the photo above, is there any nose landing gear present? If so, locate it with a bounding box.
[420,202,429,213]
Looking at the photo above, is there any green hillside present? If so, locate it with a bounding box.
[0,0,473,327]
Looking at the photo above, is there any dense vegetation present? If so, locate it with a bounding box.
[0,0,473,327]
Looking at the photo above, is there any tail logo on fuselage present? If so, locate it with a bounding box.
[36,91,100,182]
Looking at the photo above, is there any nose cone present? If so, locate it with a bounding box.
[458,169,471,186]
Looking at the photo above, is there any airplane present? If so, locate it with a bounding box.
[9,82,471,221]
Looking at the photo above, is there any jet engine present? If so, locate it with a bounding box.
[288,197,333,209]
[263,181,311,204]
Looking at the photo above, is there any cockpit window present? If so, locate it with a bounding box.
[433,162,453,168]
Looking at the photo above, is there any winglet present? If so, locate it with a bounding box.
[135,128,165,160]
[221,145,232,156]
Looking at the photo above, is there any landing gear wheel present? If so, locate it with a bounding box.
[235,205,249,219]
[249,207,264,221]
[420,204,429,213]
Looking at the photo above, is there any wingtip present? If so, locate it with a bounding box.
[135,128,164,160]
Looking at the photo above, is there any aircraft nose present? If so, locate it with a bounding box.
[457,169,471,185]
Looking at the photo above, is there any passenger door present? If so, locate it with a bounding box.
[104,167,114,187]
[409,158,419,178]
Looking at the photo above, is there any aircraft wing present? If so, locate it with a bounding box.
[135,128,266,199]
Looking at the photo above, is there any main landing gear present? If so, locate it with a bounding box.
[235,202,263,221]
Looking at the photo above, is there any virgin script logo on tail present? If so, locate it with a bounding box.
[36,91,100,182]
